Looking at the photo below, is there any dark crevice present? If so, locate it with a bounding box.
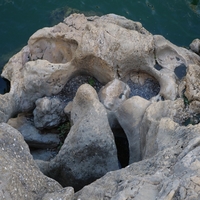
[154,61,163,71]
[116,65,121,79]
[112,127,129,168]
[127,74,160,100]
[0,77,10,94]
[174,63,187,79]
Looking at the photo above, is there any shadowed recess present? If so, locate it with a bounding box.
[174,63,187,79]
[112,128,129,168]
[55,75,103,102]
[127,72,160,100]
[0,78,10,94]
[154,63,163,71]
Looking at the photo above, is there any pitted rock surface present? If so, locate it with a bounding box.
[47,84,119,191]
[1,14,200,122]
[0,123,64,200]
[1,13,200,199]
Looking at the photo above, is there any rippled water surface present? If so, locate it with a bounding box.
[0,0,200,93]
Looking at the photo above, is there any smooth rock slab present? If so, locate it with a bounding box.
[8,114,60,149]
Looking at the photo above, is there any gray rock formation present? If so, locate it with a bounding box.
[184,64,200,102]
[33,97,66,129]
[8,113,60,149]
[47,84,119,191]
[0,13,200,199]
[116,96,151,164]
[99,79,130,111]
[75,118,200,200]
[0,123,73,200]
[42,187,74,200]
[190,38,200,55]
[1,13,200,122]
[98,79,130,127]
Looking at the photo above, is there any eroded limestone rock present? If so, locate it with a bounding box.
[48,84,119,191]
[1,13,200,122]
[99,79,130,111]
[1,13,200,199]
[8,113,60,149]
[140,99,185,159]
[0,123,64,200]
[98,79,130,128]
[190,38,200,55]
[116,96,151,164]
[33,97,66,129]
[75,119,200,200]
[185,64,200,102]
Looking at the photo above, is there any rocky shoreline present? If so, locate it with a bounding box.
[0,13,200,199]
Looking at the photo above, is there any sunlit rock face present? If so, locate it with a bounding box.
[1,13,200,199]
[1,13,200,122]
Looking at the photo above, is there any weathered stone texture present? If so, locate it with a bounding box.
[0,13,200,200]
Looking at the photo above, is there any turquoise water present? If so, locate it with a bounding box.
[0,0,200,93]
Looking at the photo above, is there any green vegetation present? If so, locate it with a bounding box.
[183,94,190,107]
[57,121,71,149]
[88,77,96,86]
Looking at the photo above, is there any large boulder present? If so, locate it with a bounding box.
[75,119,200,200]
[47,84,119,191]
[0,122,74,200]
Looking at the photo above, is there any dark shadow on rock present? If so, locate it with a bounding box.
[112,128,129,168]
[0,77,10,94]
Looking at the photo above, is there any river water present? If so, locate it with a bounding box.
[0,0,200,93]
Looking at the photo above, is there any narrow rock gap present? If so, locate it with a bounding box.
[154,61,163,71]
[112,127,129,168]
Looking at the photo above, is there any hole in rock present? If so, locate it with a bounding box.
[154,63,163,71]
[0,77,10,94]
[127,72,160,100]
[30,38,78,64]
[174,64,187,79]
[112,128,129,168]
[54,75,103,103]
